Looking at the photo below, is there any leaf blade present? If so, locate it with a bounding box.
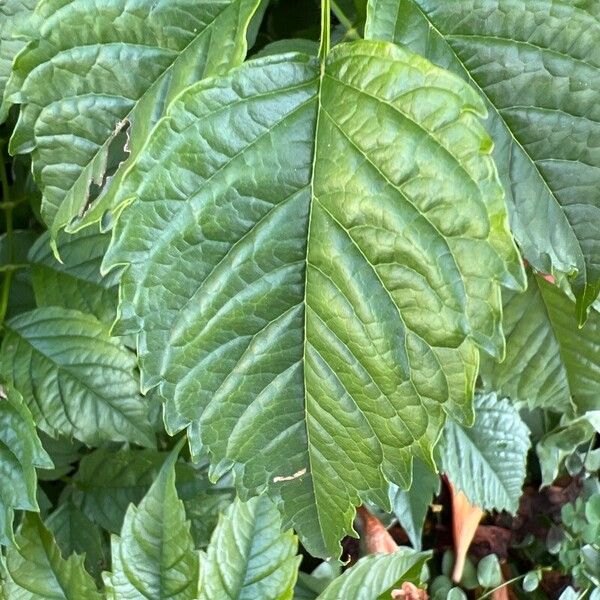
[7,0,262,237]
[103,443,199,600]
[199,495,300,600]
[0,307,154,447]
[104,41,523,557]
[0,380,52,545]
[365,0,600,317]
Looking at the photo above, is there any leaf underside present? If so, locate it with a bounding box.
[103,40,523,557]
[6,0,261,238]
[366,0,600,320]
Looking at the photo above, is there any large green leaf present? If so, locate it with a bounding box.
[316,550,430,599]
[0,0,37,122]
[441,392,530,513]
[2,513,101,599]
[28,228,118,323]
[46,500,107,580]
[104,442,199,600]
[481,272,600,413]
[199,495,300,600]
[365,0,600,320]
[6,0,261,237]
[0,307,154,446]
[103,41,523,557]
[0,380,52,545]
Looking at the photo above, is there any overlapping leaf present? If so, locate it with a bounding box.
[71,447,224,535]
[389,458,440,551]
[365,0,600,320]
[103,40,523,557]
[104,443,199,600]
[317,550,430,599]
[2,513,101,599]
[199,495,300,600]
[6,0,262,237]
[0,307,153,446]
[481,272,600,413]
[441,392,530,513]
[29,228,119,323]
[0,0,37,122]
[0,380,52,545]
[46,500,107,580]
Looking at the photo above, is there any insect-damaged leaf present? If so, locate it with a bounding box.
[6,0,262,238]
[103,41,524,557]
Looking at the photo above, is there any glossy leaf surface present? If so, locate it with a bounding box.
[0,307,153,446]
[29,228,119,323]
[2,513,101,599]
[365,0,600,319]
[104,40,523,556]
[104,444,199,600]
[441,392,530,513]
[0,380,52,545]
[481,272,600,413]
[7,0,261,236]
[199,495,300,600]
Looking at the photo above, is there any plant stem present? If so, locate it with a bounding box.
[330,0,360,40]
[319,0,331,62]
[478,568,551,600]
[0,143,13,327]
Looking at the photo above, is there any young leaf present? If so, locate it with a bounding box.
[2,513,101,599]
[199,495,300,600]
[0,380,52,545]
[537,412,600,486]
[389,457,440,551]
[46,500,107,580]
[0,307,154,447]
[316,550,430,599]
[441,392,530,513]
[29,229,119,323]
[6,0,262,237]
[103,442,199,600]
[481,272,600,413]
[365,0,600,319]
[0,0,37,123]
[103,40,523,557]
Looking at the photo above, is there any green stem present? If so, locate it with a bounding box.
[478,568,550,600]
[319,0,331,62]
[0,144,13,327]
[331,0,360,40]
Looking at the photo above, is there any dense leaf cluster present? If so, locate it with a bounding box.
[0,1,599,598]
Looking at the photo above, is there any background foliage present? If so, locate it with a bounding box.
[1,0,599,598]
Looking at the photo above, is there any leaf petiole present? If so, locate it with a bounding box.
[319,0,331,62]
[0,143,13,327]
